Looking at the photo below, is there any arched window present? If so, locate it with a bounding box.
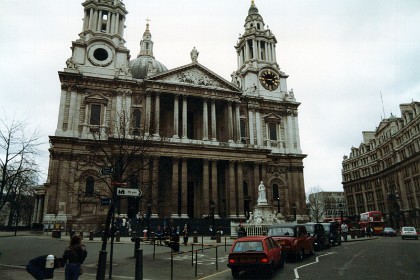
[272,184,279,200]
[85,176,95,196]
[240,119,247,143]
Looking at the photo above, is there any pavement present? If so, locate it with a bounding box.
[0,231,378,280]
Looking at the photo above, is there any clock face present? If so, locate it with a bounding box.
[259,69,279,91]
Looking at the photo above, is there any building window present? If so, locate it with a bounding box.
[90,104,101,125]
[85,176,95,196]
[268,123,277,141]
[240,119,246,143]
[272,184,279,200]
[133,109,141,135]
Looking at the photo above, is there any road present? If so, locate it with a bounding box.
[0,233,419,279]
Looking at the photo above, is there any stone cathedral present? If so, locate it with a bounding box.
[36,0,307,232]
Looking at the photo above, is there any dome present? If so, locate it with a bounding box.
[129,56,167,79]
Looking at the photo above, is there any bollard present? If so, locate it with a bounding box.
[132,237,141,258]
[89,231,94,241]
[193,231,198,243]
[135,249,143,280]
[79,231,83,240]
[116,231,120,242]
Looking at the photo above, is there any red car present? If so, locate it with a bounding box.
[227,236,284,278]
[268,224,315,261]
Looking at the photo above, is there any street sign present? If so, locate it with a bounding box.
[116,188,142,197]
[100,198,112,206]
[100,166,114,175]
[112,182,127,186]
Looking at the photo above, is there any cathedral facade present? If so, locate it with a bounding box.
[38,0,307,232]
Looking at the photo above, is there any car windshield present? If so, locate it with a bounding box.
[268,227,295,237]
[403,227,415,231]
[233,241,264,252]
[305,225,315,233]
[384,227,393,231]
[322,225,330,233]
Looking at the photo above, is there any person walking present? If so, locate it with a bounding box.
[62,235,87,280]
[341,223,349,242]
[182,224,189,245]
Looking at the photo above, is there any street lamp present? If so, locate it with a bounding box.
[277,197,280,214]
[339,202,344,224]
[146,202,152,239]
[292,203,297,222]
[210,201,216,240]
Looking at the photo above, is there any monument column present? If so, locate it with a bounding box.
[173,94,180,138]
[202,159,210,217]
[171,157,179,218]
[211,160,219,218]
[229,160,237,217]
[237,161,245,218]
[202,98,209,140]
[180,158,188,218]
[182,95,188,139]
[211,98,217,141]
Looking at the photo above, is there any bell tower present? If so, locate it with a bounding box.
[64,0,131,78]
[232,0,289,100]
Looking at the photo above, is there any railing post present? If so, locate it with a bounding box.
[215,246,218,271]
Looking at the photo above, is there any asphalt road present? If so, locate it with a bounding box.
[0,234,419,279]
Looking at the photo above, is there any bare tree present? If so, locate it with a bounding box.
[306,186,325,222]
[0,114,41,213]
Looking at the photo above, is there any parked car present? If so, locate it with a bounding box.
[321,222,341,246]
[268,223,315,262]
[227,236,284,278]
[305,223,331,250]
[382,227,397,237]
[401,226,418,240]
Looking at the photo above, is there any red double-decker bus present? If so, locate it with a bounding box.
[359,211,384,235]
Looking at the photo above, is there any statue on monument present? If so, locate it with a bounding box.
[257,181,268,205]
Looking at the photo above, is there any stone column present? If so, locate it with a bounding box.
[154,93,160,136]
[237,161,245,218]
[235,102,241,143]
[228,101,234,142]
[151,158,159,218]
[211,160,219,217]
[202,159,210,217]
[97,11,102,32]
[229,161,237,218]
[211,99,217,141]
[88,8,94,30]
[182,95,188,139]
[171,157,179,218]
[115,13,120,36]
[255,108,262,146]
[145,91,151,136]
[180,158,188,218]
[202,98,209,140]
[173,94,179,138]
[248,108,254,145]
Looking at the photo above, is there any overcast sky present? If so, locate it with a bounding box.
[1,0,419,193]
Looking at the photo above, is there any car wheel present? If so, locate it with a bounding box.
[295,250,304,262]
[402,236,404,240]
[231,269,240,278]
[266,263,275,276]
[280,255,285,268]
[309,246,315,255]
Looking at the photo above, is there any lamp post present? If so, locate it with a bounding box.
[339,202,344,224]
[210,201,216,240]
[292,203,297,222]
[277,197,280,214]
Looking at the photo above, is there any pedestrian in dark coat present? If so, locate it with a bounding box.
[62,235,87,280]
[26,255,63,279]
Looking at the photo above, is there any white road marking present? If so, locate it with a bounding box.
[294,252,335,279]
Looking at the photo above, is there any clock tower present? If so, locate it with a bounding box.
[232,0,289,101]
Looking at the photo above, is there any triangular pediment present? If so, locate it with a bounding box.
[146,63,240,92]
[84,93,109,104]
[264,113,282,122]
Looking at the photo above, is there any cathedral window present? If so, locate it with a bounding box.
[101,12,108,32]
[272,184,279,201]
[85,176,95,196]
[240,119,247,144]
[268,123,278,141]
[90,104,101,125]
[132,108,141,135]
